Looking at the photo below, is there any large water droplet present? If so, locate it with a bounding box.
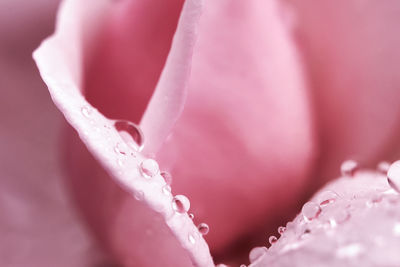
[278,226,286,235]
[81,106,92,118]
[114,120,144,151]
[172,195,190,213]
[268,235,278,245]
[302,201,321,221]
[249,246,267,263]
[318,190,339,207]
[387,160,400,193]
[160,171,172,185]
[197,223,209,235]
[377,161,391,174]
[139,159,159,179]
[340,160,359,177]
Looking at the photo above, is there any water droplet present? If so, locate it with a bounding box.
[377,161,391,174]
[318,190,339,206]
[160,171,172,185]
[172,195,190,213]
[330,209,350,226]
[162,185,171,195]
[117,158,124,167]
[249,246,267,263]
[387,160,400,193]
[340,160,359,177]
[81,106,92,118]
[393,222,400,236]
[189,213,194,219]
[134,191,144,201]
[114,120,144,151]
[197,223,209,235]
[278,226,286,235]
[114,142,127,155]
[188,233,196,244]
[268,235,277,245]
[336,243,363,258]
[240,265,247,267]
[139,159,159,179]
[216,264,229,267]
[302,201,321,221]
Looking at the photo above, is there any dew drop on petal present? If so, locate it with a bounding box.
[197,223,209,235]
[114,120,144,151]
[240,265,247,267]
[134,191,144,201]
[81,106,92,118]
[139,159,159,179]
[188,233,196,244]
[172,195,190,213]
[249,246,267,263]
[268,235,278,245]
[189,213,194,219]
[377,161,391,174]
[330,209,350,226]
[160,171,172,185]
[278,226,286,235]
[162,185,171,195]
[114,142,127,156]
[393,222,400,236]
[302,201,321,221]
[318,190,339,206]
[387,160,400,193]
[340,160,359,177]
[216,264,229,267]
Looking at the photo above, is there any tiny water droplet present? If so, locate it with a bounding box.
[278,226,286,235]
[377,161,391,174]
[393,222,400,236]
[240,265,247,267]
[197,223,209,235]
[117,158,124,167]
[139,159,159,179]
[114,142,127,155]
[215,264,229,267]
[318,190,339,206]
[341,160,359,177]
[249,246,267,263]
[330,209,350,226]
[188,233,196,244]
[160,171,172,185]
[387,160,400,193]
[172,195,190,213]
[81,106,92,118]
[134,191,144,201]
[189,213,194,219]
[114,120,144,151]
[268,235,277,245]
[302,201,321,221]
[162,185,172,195]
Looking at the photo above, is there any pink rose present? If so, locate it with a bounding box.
[1,0,400,266]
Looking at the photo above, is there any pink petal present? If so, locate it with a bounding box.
[156,0,315,255]
[34,0,214,266]
[0,0,108,266]
[286,0,400,181]
[248,169,400,266]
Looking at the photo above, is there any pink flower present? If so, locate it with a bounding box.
[1,0,400,266]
